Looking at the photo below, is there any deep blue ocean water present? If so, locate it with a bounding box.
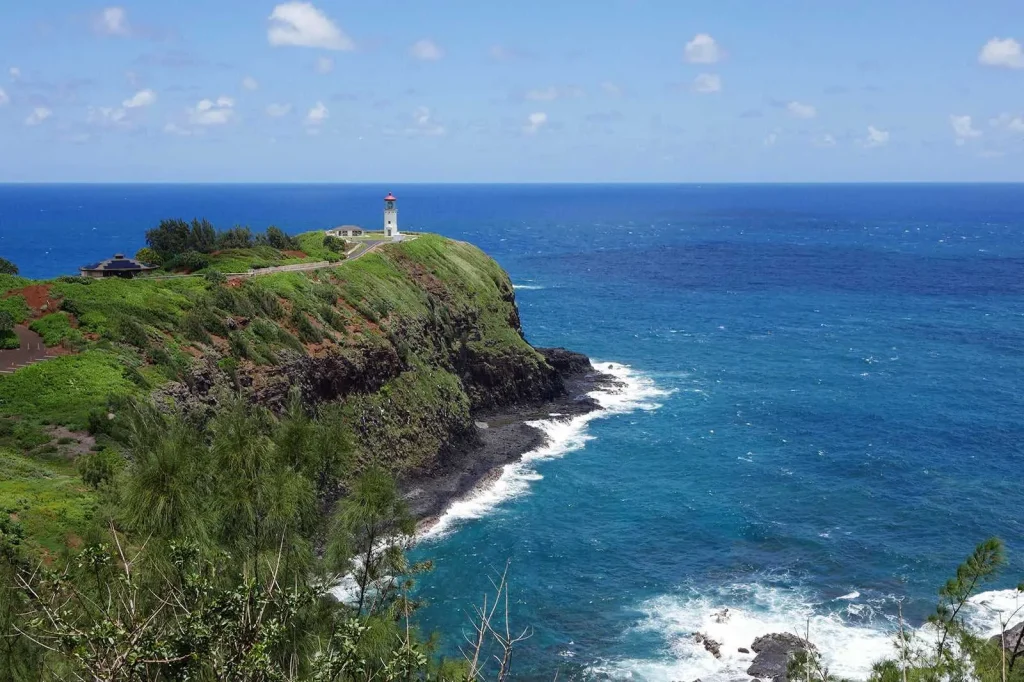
[3,184,1024,679]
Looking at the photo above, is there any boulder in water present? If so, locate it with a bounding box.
[694,633,722,659]
[990,622,1024,655]
[746,633,815,682]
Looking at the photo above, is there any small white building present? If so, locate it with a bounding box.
[326,225,364,238]
[384,192,399,238]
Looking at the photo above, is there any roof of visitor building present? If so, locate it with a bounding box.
[80,253,158,273]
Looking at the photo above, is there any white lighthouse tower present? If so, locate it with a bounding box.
[384,192,399,239]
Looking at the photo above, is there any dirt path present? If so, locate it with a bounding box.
[0,326,51,374]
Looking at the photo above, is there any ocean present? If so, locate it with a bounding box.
[3,184,1024,680]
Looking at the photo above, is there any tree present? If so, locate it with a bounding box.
[266,226,299,251]
[0,311,13,334]
[324,235,347,253]
[218,225,254,250]
[0,257,18,276]
[328,467,417,617]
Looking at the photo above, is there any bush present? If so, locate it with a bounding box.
[323,235,346,253]
[134,247,162,266]
[0,295,29,324]
[55,275,92,285]
[116,318,149,349]
[0,257,18,275]
[78,448,122,489]
[0,310,13,334]
[0,331,18,350]
[266,226,299,251]
[204,270,227,285]
[29,312,83,348]
[165,250,210,273]
[290,308,323,344]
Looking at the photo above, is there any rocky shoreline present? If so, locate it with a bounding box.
[402,348,618,528]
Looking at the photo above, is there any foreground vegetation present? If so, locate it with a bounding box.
[0,394,533,681]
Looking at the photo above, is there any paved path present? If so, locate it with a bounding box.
[0,326,51,375]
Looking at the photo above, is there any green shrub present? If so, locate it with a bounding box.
[204,270,227,285]
[245,284,284,319]
[116,318,149,349]
[165,250,210,273]
[0,257,18,276]
[290,308,322,344]
[323,235,346,253]
[30,312,82,347]
[134,247,162,266]
[78,448,122,489]
[0,295,29,324]
[55,275,92,285]
[182,310,212,344]
[0,331,18,350]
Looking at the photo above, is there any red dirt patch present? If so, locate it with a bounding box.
[6,283,62,318]
[226,277,245,288]
[282,250,308,258]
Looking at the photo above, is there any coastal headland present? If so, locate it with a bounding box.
[0,231,612,556]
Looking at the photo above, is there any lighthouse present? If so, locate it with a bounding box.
[384,192,399,238]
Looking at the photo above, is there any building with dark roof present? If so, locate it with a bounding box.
[80,254,158,279]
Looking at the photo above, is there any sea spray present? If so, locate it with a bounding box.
[593,586,1024,682]
[420,362,673,540]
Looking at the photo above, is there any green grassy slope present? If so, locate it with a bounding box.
[0,234,554,556]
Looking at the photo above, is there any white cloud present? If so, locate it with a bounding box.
[684,34,722,64]
[764,132,778,147]
[9,67,20,81]
[25,107,52,126]
[266,103,292,118]
[268,2,354,51]
[122,89,156,108]
[410,39,443,61]
[525,86,559,102]
[405,106,446,136]
[978,38,1024,69]
[601,82,622,97]
[524,86,584,101]
[163,123,193,136]
[864,125,889,148]
[787,101,817,119]
[950,114,982,145]
[96,7,131,36]
[242,76,259,91]
[990,112,1024,132]
[88,106,128,127]
[0,88,7,106]
[693,73,721,94]
[316,56,334,74]
[305,101,328,126]
[524,112,547,134]
[815,133,837,148]
[188,97,235,126]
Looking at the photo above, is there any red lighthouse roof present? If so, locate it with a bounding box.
[384,193,396,201]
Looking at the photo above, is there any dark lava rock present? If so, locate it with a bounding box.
[694,633,722,659]
[990,622,1024,655]
[537,347,594,376]
[738,647,750,654]
[746,633,815,682]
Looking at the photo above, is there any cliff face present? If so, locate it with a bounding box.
[142,235,585,479]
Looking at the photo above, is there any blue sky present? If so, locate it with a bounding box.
[2,0,1024,182]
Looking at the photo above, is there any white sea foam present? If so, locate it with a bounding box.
[513,284,545,290]
[591,584,895,682]
[419,362,672,540]
[965,589,1024,636]
[593,585,1024,682]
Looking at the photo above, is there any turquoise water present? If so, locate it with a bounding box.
[3,184,1023,679]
